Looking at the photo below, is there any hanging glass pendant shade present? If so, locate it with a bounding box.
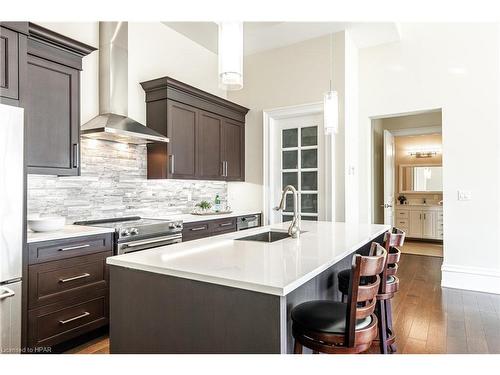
[218,22,244,90]
[323,90,339,134]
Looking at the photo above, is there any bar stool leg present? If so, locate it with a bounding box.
[294,340,303,354]
[386,299,397,353]
[378,299,389,354]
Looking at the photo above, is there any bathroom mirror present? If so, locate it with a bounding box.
[399,164,443,193]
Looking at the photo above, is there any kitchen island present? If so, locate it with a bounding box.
[106,221,389,354]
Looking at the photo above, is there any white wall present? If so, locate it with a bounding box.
[37,22,99,124]
[127,22,225,124]
[357,23,500,293]
[227,36,333,213]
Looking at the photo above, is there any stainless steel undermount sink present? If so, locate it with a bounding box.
[235,231,291,243]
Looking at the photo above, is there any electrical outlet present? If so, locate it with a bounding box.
[457,190,472,201]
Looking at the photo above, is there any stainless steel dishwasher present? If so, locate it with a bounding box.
[236,214,261,231]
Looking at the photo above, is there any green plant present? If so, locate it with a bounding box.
[196,200,212,210]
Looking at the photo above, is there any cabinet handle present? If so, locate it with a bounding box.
[72,143,79,168]
[59,311,90,325]
[0,287,15,300]
[220,222,233,227]
[190,226,207,231]
[170,154,175,175]
[59,273,91,283]
[59,244,90,252]
[424,213,426,220]
[419,214,422,220]
[221,161,225,177]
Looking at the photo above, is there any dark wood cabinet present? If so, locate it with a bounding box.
[0,23,28,106]
[167,100,198,178]
[141,77,249,181]
[27,233,112,349]
[222,119,245,181]
[0,26,19,101]
[24,24,96,176]
[198,110,224,180]
[26,54,80,175]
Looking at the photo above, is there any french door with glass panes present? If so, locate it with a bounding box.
[272,114,324,223]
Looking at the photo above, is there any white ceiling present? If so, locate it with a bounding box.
[162,22,401,56]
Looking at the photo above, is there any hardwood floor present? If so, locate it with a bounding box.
[66,253,500,354]
[399,240,443,258]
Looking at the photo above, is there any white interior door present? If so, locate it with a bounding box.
[270,114,325,224]
[383,130,395,226]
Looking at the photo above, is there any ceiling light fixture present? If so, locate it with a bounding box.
[218,22,243,91]
[324,33,338,134]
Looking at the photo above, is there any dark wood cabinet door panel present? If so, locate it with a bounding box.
[210,217,237,233]
[28,251,111,308]
[28,233,113,265]
[197,110,223,180]
[0,26,19,100]
[26,53,80,175]
[28,295,108,348]
[182,221,211,242]
[222,119,245,181]
[168,100,197,179]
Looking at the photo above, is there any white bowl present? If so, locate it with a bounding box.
[28,216,66,232]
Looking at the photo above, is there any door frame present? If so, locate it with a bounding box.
[262,102,331,225]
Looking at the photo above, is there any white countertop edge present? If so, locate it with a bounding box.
[106,224,390,296]
[27,225,115,243]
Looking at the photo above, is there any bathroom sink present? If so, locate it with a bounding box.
[235,231,291,243]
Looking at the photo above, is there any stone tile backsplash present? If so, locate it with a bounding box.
[28,138,227,223]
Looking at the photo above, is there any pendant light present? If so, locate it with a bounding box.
[324,33,339,134]
[218,22,244,90]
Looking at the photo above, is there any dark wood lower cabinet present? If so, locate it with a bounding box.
[182,215,259,242]
[27,233,112,350]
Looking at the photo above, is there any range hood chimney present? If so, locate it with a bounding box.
[81,22,169,144]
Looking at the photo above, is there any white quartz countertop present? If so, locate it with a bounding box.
[27,225,115,243]
[107,221,389,296]
[146,210,261,223]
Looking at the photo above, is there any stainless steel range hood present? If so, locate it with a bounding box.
[81,22,169,144]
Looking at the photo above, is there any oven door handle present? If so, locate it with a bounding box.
[121,234,182,249]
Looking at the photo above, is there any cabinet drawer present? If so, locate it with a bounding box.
[28,251,111,308]
[28,295,108,348]
[210,217,237,233]
[28,233,113,264]
[396,210,409,219]
[182,221,211,242]
[395,218,409,229]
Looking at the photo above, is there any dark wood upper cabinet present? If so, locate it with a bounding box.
[0,23,28,105]
[140,77,249,181]
[222,118,245,181]
[0,26,19,101]
[167,101,197,179]
[25,23,96,176]
[197,110,224,180]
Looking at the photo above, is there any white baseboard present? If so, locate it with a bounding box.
[441,264,500,294]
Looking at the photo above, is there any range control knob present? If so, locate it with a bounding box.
[130,228,139,235]
[176,223,183,229]
[121,229,130,237]
[168,223,176,229]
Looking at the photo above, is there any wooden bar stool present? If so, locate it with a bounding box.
[337,228,405,354]
[291,243,387,354]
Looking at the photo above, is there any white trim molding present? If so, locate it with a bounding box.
[441,264,500,294]
[262,102,327,225]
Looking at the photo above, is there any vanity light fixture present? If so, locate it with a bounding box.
[409,151,437,158]
[218,22,244,91]
[324,33,339,134]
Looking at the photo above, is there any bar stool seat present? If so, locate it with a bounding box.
[292,301,374,334]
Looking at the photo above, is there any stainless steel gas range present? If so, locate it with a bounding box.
[74,216,183,255]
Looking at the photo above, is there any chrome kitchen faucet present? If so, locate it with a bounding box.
[274,185,301,238]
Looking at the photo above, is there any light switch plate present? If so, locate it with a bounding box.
[458,190,472,201]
